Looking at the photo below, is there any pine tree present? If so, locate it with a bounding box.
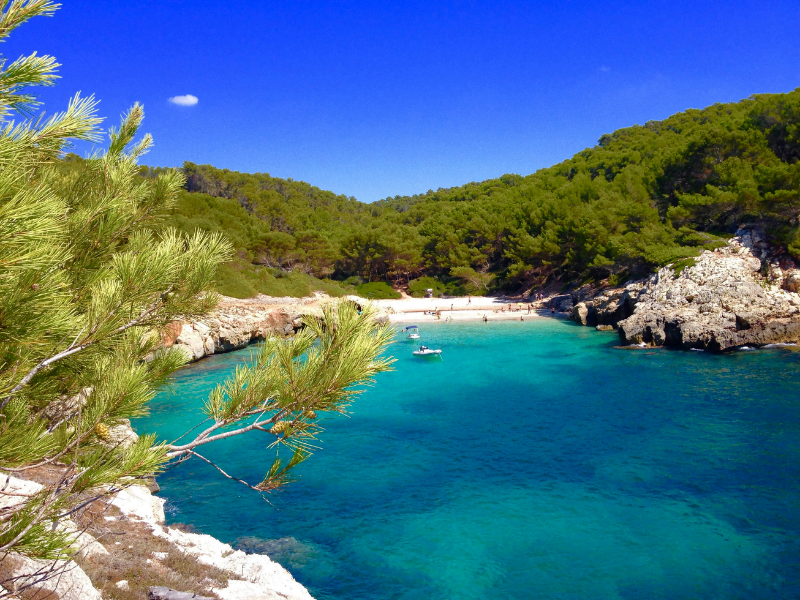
[0,3,394,591]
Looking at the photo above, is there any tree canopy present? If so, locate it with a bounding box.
[158,89,800,295]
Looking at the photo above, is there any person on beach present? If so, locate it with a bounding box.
[451,303,454,310]
[483,314,488,322]
[468,296,471,304]
[521,316,524,321]
[551,306,555,314]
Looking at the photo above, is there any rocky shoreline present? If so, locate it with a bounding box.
[562,227,800,351]
[1,471,315,600]
[164,294,391,362]
[164,228,800,357]
[164,295,311,362]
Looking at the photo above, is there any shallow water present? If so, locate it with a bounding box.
[137,318,800,599]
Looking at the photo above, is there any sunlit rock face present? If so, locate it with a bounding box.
[166,294,390,362]
[570,227,800,351]
[168,295,308,362]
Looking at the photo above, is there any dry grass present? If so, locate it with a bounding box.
[3,472,230,600]
[72,499,229,600]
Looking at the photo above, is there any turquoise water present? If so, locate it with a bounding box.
[137,319,800,599]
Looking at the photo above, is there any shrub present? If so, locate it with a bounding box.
[214,259,350,298]
[672,257,697,276]
[354,281,401,299]
[408,276,446,297]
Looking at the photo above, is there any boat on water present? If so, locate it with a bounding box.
[405,325,420,340]
[413,345,442,358]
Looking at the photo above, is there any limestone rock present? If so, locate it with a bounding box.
[215,578,303,600]
[106,482,315,600]
[784,269,800,293]
[149,586,214,600]
[42,386,93,423]
[0,475,43,512]
[568,227,800,351]
[572,302,590,325]
[58,518,109,560]
[111,484,166,524]
[161,294,391,363]
[550,294,573,312]
[103,418,139,449]
[0,554,102,600]
[152,524,314,600]
[615,227,800,351]
[175,323,207,361]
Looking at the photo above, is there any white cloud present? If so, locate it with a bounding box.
[168,94,198,106]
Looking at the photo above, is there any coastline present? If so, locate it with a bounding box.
[373,295,552,324]
[164,225,800,361]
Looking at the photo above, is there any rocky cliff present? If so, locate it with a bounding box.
[163,295,309,362]
[1,472,315,600]
[164,294,391,362]
[567,227,800,351]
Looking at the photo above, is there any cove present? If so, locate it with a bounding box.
[137,318,800,600]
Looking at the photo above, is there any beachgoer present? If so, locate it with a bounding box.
[483,314,488,322]
[468,296,471,304]
[551,307,555,314]
[521,316,524,321]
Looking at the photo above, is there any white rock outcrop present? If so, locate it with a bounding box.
[0,475,104,600]
[1,554,102,600]
[166,293,390,362]
[151,526,314,600]
[111,483,166,524]
[166,295,316,362]
[569,227,800,351]
[110,483,315,600]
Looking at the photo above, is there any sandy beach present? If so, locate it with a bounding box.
[372,295,554,323]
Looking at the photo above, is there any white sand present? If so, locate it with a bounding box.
[372,296,555,323]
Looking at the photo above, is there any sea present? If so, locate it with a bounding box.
[136,318,800,600]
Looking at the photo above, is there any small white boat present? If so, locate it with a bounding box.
[413,345,442,357]
[405,325,420,340]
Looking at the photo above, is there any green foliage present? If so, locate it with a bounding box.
[408,276,446,297]
[354,281,401,299]
[672,257,697,276]
[174,302,395,492]
[450,266,495,294]
[214,258,349,299]
[607,272,630,287]
[157,88,800,295]
[0,7,395,581]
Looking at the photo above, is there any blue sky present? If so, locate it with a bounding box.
[12,0,800,201]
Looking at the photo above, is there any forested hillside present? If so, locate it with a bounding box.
[155,88,800,297]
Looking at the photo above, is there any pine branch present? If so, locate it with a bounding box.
[0,285,174,409]
[184,450,271,498]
